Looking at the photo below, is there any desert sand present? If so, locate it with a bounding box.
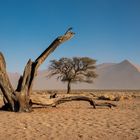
[0,90,140,140]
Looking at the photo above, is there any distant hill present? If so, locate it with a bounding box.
[94,60,140,89]
[8,60,140,90]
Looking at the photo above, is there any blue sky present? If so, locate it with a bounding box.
[0,0,140,73]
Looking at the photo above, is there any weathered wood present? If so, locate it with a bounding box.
[0,53,16,111]
[15,29,75,112]
[51,96,96,108]
[35,29,75,68]
[0,29,75,112]
[16,59,32,92]
[31,96,117,109]
[0,53,14,92]
[17,29,75,96]
[31,96,96,108]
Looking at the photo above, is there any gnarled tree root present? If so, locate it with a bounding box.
[31,96,117,109]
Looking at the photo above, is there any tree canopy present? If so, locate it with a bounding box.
[48,57,97,93]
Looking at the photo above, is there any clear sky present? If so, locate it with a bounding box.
[0,0,140,73]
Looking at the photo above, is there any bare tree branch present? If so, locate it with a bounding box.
[17,29,75,96]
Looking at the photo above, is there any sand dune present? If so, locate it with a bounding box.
[95,60,140,89]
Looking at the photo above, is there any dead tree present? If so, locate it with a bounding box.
[0,29,117,112]
[0,29,75,112]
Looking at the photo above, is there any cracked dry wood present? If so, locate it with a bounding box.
[0,29,75,112]
[31,95,117,109]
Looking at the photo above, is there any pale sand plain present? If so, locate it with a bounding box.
[0,91,140,140]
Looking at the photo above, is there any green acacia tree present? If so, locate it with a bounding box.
[48,57,97,93]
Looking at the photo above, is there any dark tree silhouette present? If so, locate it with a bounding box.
[48,57,97,93]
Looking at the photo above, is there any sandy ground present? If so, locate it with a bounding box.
[0,92,140,140]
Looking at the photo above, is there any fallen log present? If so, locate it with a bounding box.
[31,96,117,109]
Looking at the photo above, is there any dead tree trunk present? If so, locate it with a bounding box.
[0,29,75,112]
